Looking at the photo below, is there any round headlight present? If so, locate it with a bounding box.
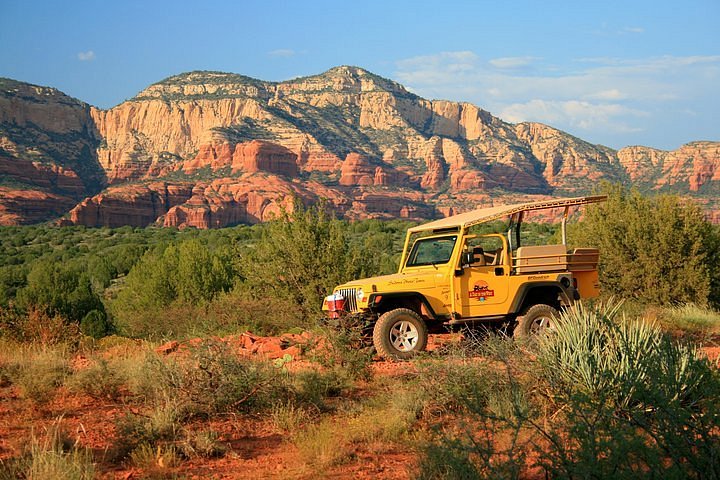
[356,288,365,301]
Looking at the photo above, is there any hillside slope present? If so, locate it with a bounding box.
[1,67,718,227]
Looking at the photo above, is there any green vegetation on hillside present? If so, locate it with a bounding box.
[1,188,719,341]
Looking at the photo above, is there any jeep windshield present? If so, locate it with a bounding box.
[406,235,457,267]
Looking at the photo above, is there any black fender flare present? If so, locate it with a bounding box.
[368,292,438,321]
[509,281,574,314]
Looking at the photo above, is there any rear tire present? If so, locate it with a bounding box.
[373,308,428,360]
[513,304,559,338]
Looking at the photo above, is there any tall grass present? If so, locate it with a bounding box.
[4,344,71,404]
[661,303,720,335]
[0,418,94,480]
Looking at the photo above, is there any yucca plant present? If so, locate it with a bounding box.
[537,301,712,411]
[535,301,720,478]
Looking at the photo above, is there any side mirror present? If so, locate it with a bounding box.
[461,251,474,266]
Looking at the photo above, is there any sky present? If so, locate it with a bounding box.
[0,0,718,150]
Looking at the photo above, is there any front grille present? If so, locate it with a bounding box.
[337,288,358,312]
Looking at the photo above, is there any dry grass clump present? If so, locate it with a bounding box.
[4,344,71,404]
[293,419,354,469]
[270,401,314,433]
[660,303,720,336]
[0,418,94,480]
[179,428,227,459]
[66,357,126,400]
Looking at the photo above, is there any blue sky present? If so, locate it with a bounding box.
[1,0,718,150]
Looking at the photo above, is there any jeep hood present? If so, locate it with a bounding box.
[336,271,441,290]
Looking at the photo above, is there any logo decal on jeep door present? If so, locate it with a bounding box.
[469,280,494,299]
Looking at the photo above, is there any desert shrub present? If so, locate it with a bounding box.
[112,288,302,340]
[118,350,181,404]
[2,308,81,345]
[115,343,294,416]
[344,389,426,445]
[128,442,180,472]
[316,314,374,380]
[109,303,194,339]
[414,355,502,416]
[416,440,481,480]
[174,340,290,416]
[293,419,353,468]
[67,358,125,400]
[79,309,111,339]
[112,401,182,461]
[204,289,300,336]
[180,428,227,459]
[570,184,720,306]
[10,345,71,404]
[416,417,528,480]
[270,401,313,433]
[292,368,351,410]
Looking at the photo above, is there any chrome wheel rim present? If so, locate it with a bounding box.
[389,320,419,351]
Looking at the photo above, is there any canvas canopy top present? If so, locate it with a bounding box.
[408,196,607,233]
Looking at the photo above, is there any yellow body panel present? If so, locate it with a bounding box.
[324,196,605,321]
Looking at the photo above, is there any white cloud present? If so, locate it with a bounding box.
[499,99,647,133]
[584,89,625,100]
[622,26,644,34]
[77,50,95,61]
[488,56,540,69]
[268,49,296,57]
[393,51,720,147]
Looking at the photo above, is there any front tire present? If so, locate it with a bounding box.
[373,308,428,360]
[513,304,559,338]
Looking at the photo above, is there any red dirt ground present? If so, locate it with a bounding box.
[1,332,717,479]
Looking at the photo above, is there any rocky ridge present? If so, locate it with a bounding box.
[1,68,718,227]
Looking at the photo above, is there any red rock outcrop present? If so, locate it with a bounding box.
[231,141,298,176]
[68,183,193,227]
[617,145,667,182]
[163,174,327,229]
[661,142,720,191]
[2,70,720,226]
[0,187,77,225]
[339,153,376,186]
[0,157,86,196]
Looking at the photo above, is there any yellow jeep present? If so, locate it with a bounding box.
[323,196,606,359]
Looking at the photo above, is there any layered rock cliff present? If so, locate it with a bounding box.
[0,78,105,223]
[1,68,718,228]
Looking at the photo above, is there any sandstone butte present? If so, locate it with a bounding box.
[1,68,718,228]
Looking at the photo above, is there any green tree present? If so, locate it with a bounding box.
[15,262,105,322]
[175,239,235,304]
[240,200,370,321]
[110,238,237,336]
[570,184,720,306]
[113,244,178,313]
